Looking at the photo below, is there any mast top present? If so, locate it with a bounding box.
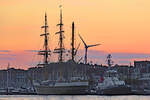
[54,5,65,62]
[38,13,50,65]
[45,12,47,16]
[59,5,62,9]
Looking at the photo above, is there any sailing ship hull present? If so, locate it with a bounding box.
[97,85,132,95]
[34,85,89,95]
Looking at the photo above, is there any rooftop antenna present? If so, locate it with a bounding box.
[79,34,100,64]
[38,12,51,65]
[54,5,65,62]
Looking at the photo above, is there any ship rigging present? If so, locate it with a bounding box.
[38,13,51,65]
[54,6,65,62]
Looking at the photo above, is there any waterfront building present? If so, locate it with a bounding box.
[0,68,29,89]
[134,61,150,74]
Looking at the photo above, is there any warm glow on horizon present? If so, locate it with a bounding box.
[1,0,150,67]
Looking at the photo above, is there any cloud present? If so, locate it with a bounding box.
[24,50,39,52]
[0,53,16,56]
[0,49,149,69]
[111,52,150,59]
[0,57,15,60]
[0,50,11,52]
[77,50,150,65]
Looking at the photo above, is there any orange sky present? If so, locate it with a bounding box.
[0,0,150,68]
[1,0,150,53]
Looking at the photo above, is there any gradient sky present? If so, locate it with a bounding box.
[0,0,150,68]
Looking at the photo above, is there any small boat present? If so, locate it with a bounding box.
[96,70,131,95]
[95,54,131,95]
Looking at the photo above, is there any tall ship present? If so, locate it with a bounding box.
[33,6,92,95]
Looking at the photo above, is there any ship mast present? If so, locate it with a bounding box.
[54,6,65,62]
[71,22,75,61]
[38,13,50,64]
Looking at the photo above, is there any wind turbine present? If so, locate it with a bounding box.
[79,34,101,64]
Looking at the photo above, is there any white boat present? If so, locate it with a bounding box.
[96,54,131,94]
[96,69,131,94]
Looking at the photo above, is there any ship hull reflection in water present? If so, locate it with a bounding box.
[0,95,148,100]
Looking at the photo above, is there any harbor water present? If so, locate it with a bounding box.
[0,95,149,100]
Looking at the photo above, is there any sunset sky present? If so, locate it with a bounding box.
[0,0,150,69]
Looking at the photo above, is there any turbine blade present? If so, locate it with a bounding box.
[78,34,87,47]
[87,44,101,47]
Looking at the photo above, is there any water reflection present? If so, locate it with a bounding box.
[0,95,148,100]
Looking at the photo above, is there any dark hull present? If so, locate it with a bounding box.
[35,85,89,95]
[0,91,36,95]
[97,85,132,95]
